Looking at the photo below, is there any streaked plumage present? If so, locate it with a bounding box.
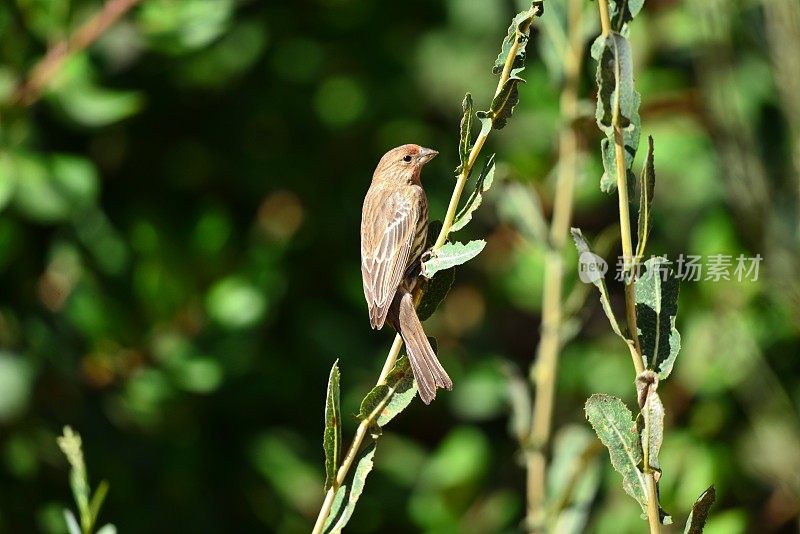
[360,144,453,404]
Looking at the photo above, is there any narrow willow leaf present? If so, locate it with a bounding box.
[63,509,81,534]
[322,441,377,534]
[323,360,342,491]
[635,136,655,259]
[584,394,648,513]
[684,486,716,534]
[635,257,681,379]
[88,480,109,528]
[641,390,664,473]
[608,0,645,33]
[491,3,542,75]
[497,181,548,243]
[417,267,455,322]
[570,229,629,342]
[356,356,416,427]
[451,154,496,232]
[477,76,524,130]
[595,32,641,193]
[501,362,532,441]
[456,93,474,175]
[548,426,602,534]
[422,240,486,279]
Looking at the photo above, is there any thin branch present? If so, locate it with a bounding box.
[12,0,143,106]
[311,11,540,532]
[525,0,584,530]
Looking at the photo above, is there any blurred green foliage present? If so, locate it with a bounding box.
[0,0,798,532]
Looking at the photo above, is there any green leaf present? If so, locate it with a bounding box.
[356,356,416,428]
[457,93,474,175]
[548,426,602,534]
[635,257,681,379]
[88,480,110,530]
[0,152,18,213]
[95,525,117,534]
[608,0,645,33]
[63,509,81,534]
[417,267,455,322]
[595,33,641,193]
[635,136,655,259]
[323,360,342,491]
[422,240,486,279]
[491,3,542,75]
[570,229,626,340]
[322,442,376,534]
[496,181,548,243]
[477,76,524,130]
[10,152,99,222]
[584,394,648,514]
[478,2,543,131]
[451,154,496,232]
[684,486,716,534]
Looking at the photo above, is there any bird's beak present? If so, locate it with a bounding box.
[417,147,439,165]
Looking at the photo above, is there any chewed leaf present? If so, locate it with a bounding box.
[323,360,342,491]
[584,394,647,513]
[684,486,716,534]
[478,76,525,130]
[607,0,645,33]
[451,154,496,232]
[422,240,486,279]
[322,442,377,533]
[491,3,543,75]
[635,257,681,379]
[641,389,664,473]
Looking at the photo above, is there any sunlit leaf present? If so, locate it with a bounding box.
[607,0,645,33]
[322,442,376,534]
[96,525,117,534]
[684,486,716,534]
[496,181,548,243]
[89,480,110,529]
[357,356,416,428]
[584,394,647,513]
[422,240,486,279]
[323,360,342,491]
[641,388,664,473]
[451,154,496,232]
[63,509,81,534]
[635,257,681,379]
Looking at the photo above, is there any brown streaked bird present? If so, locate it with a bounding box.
[360,144,453,404]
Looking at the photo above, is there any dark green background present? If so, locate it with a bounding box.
[0,0,798,532]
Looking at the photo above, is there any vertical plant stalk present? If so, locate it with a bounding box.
[12,0,143,106]
[310,14,538,530]
[526,0,584,529]
[597,1,657,531]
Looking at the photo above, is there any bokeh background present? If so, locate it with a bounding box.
[1,0,799,532]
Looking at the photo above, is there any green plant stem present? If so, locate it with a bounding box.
[311,14,538,531]
[597,1,657,531]
[525,0,584,529]
[12,0,143,106]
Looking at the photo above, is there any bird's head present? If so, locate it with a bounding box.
[373,144,438,184]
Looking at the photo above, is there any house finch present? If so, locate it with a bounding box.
[361,144,453,404]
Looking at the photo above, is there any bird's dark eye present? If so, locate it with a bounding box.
[402,155,413,163]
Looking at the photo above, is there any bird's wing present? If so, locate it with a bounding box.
[361,188,419,329]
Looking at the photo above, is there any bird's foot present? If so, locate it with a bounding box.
[420,249,436,280]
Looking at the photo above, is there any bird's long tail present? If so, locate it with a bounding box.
[390,289,453,404]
